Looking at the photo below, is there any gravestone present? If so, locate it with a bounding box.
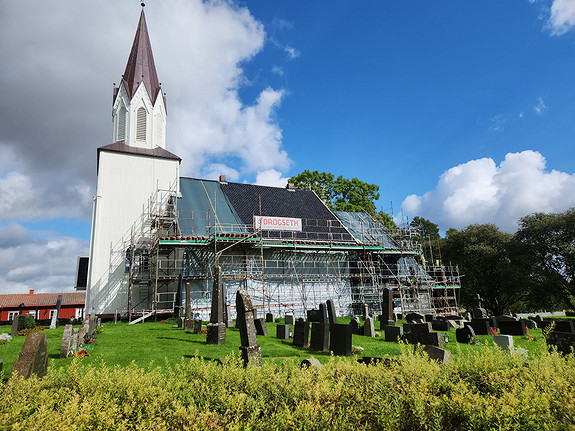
[523,319,537,330]
[78,318,91,344]
[284,313,295,325]
[363,316,375,337]
[350,317,362,335]
[307,308,323,322]
[421,345,451,364]
[495,315,516,328]
[309,303,329,351]
[293,319,310,347]
[431,320,451,332]
[70,328,79,352]
[498,320,526,336]
[236,290,262,367]
[384,325,403,342]
[456,326,476,344]
[469,318,492,335]
[406,322,443,348]
[254,318,268,336]
[193,319,202,334]
[493,334,514,351]
[184,282,194,330]
[447,319,463,329]
[177,317,184,328]
[50,295,63,329]
[380,288,395,327]
[265,313,275,323]
[541,320,575,334]
[97,317,102,328]
[225,311,234,328]
[424,314,433,323]
[329,323,352,356]
[252,309,258,320]
[534,315,543,327]
[276,324,290,340]
[546,331,575,355]
[11,332,48,379]
[326,299,338,325]
[206,266,226,345]
[405,312,424,323]
[59,324,73,359]
[362,303,369,320]
[357,356,384,365]
[473,308,489,319]
[300,358,322,368]
[11,315,24,337]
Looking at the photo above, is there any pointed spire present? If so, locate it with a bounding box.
[121,9,161,103]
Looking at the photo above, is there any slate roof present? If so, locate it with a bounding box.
[0,292,86,308]
[219,182,355,243]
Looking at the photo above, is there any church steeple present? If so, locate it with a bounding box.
[112,8,167,150]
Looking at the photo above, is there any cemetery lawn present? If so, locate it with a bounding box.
[0,317,548,380]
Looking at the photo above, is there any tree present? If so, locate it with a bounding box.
[289,170,381,215]
[411,216,440,262]
[441,224,526,315]
[515,208,575,310]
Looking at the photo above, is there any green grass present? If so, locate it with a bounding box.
[0,318,548,381]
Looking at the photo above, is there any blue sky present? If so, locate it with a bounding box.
[1,0,575,293]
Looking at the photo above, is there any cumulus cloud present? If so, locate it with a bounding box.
[549,0,575,35]
[401,150,575,232]
[0,223,89,295]
[255,169,290,187]
[0,1,291,223]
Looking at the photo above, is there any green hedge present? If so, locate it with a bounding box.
[2,345,575,430]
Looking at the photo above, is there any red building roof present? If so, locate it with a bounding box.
[0,290,85,308]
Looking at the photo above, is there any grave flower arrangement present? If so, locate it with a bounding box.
[352,345,364,355]
[0,333,12,345]
[71,350,90,358]
[17,326,46,336]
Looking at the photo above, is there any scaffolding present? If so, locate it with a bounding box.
[125,190,461,321]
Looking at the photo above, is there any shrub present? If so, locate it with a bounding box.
[22,314,37,329]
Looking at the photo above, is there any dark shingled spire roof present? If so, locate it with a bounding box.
[120,9,162,103]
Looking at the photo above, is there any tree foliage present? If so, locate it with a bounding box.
[515,208,575,310]
[441,224,527,315]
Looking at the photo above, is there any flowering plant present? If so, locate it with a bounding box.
[0,333,12,342]
[71,350,90,358]
[201,329,207,334]
[17,326,46,336]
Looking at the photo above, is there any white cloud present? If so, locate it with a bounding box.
[401,150,575,232]
[549,0,575,35]
[534,96,548,115]
[255,169,290,187]
[0,223,88,295]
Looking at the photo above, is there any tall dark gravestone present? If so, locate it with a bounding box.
[11,314,24,337]
[11,332,48,379]
[276,324,290,339]
[309,303,329,351]
[329,324,352,356]
[326,299,338,326]
[350,317,362,335]
[254,318,269,336]
[293,319,310,347]
[206,266,226,345]
[50,295,62,329]
[184,282,194,330]
[236,290,262,367]
[381,288,394,327]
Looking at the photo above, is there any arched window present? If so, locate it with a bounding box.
[136,107,147,141]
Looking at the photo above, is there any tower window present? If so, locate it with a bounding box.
[136,107,147,141]
[117,107,126,141]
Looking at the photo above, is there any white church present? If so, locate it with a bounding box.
[84,9,461,321]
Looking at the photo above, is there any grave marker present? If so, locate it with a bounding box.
[254,318,269,336]
[236,290,262,367]
[493,334,514,351]
[384,325,403,342]
[326,299,338,325]
[363,316,375,337]
[293,319,310,347]
[309,303,329,351]
[206,266,226,345]
[11,332,48,379]
[276,324,290,340]
[50,295,62,329]
[380,288,395,327]
[60,324,73,358]
[184,282,194,331]
[329,324,352,356]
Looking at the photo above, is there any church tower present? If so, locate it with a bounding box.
[86,9,180,316]
[112,9,167,149]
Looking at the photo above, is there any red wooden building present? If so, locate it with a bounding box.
[0,290,85,322]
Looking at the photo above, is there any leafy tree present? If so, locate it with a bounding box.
[441,224,526,315]
[515,208,575,310]
[411,216,440,262]
[289,170,381,215]
[376,211,397,231]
